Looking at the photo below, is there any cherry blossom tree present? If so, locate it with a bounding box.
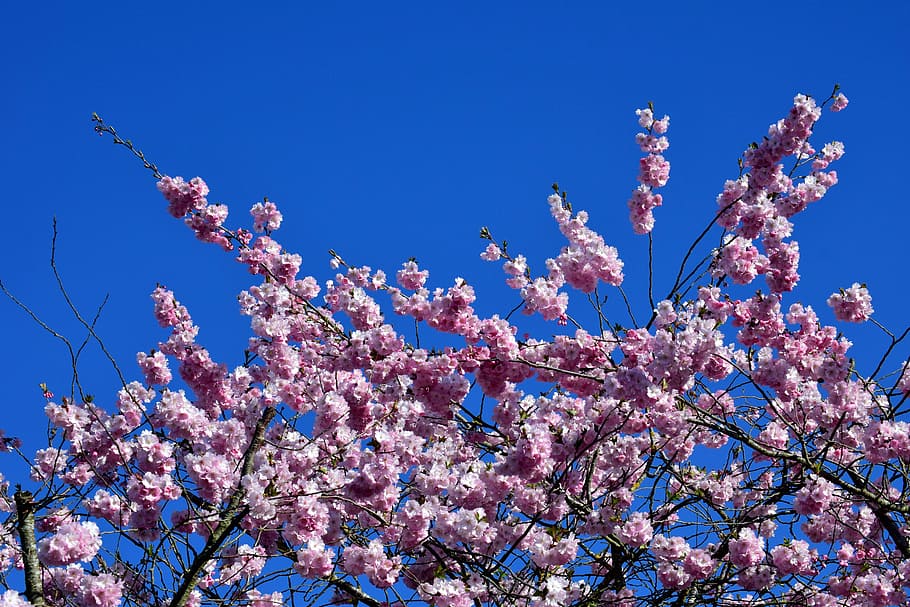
[2,86,910,607]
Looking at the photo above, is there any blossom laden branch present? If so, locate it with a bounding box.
[6,89,910,607]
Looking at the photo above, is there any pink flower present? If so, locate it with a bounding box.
[342,540,401,588]
[249,200,283,232]
[628,185,662,235]
[480,243,502,261]
[638,154,670,188]
[78,573,123,607]
[636,107,654,128]
[713,236,768,285]
[651,534,690,562]
[185,451,238,503]
[827,282,873,322]
[418,579,473,607]
[396,260,430,290]
[793,476,834,516]
[897,362,910,394]
[831,93,849,112]
[126,471,181,508]
[136,350,171,386]
[770,540,816,576]
[728,528,764,568]
[548,195,624,291]
[683,549,716,580]
[244,591,283,607]
[520,277,568,323]
[294,539,334,578]
[617,512,653,547]
[37,520,102,566]
[86,490,131,526]
[657,563,691,589]
[736,565,773,591]
[220,544,267,581]
[862,420,910,463]
[157,176,209,218]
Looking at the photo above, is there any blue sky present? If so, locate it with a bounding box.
[1,2,908,483]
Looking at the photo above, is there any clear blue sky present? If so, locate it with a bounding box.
[1,2,907,483]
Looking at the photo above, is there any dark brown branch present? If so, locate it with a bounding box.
[14,489,46,607]
[326,577,382,607]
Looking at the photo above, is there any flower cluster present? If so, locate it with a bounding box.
[628,106,670,234]
[827,282,874,322]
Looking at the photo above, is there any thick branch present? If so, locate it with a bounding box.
[846,469,910,558]
[168,406,276,607]
[14,489,46,607]
[327,577,382,607]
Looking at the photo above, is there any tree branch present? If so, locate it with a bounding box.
[168,406,276,607]
[14,488,46,607]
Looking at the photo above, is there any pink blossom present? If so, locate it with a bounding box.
[831,93,849,112]
[736,565,773,591]
[636,133,669,154]
[813,141,845,169]
[185,451,238,503]
[862,420,910,463]
[729,528,764,568]
[31,447,67,481]
[627,185,662,235]
[652,115,670,134]
[520,277,568,322]
[16,90,893,607]
[136,350,171,386]
[683,549,716,580]
[651,534,690,562]
[249,200,283,232]
[435,507,495,548]
[764,239,800,293]
[418,579,473,607]
[157,175,209,218]
[636,107,655,128]
[396,260,429,290]
[827,282,873,322]
[126,470,180,506]
[548,195,624,291]
[480,243,502,261]
[525,530,577,568]
[502,254,528,281]
[78,573,123,607]
[220,544,267,581]
[294,539,334,578]
[770,540,816,576]
[793,476,835,516]
[37,520,102,566]
[617,512,653,547]
[657,563,691,589]
[638,154,670,188]
[342,540,401,588]
[86,490,131,526]
[151,390,209,441]
[244,591,283,607]
[897,362,910,394]
[184,203,231,250]
[713,236,767,285]
[134,430,175,475]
